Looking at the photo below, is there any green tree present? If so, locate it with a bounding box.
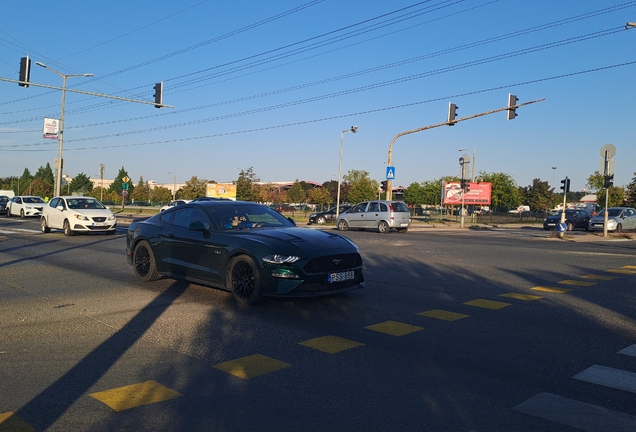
[29,178,51,197]
[108,167,134,197]
[236,167,260,202]
[151,186,173,204]
[286,180,306,204]
[343,170,377,204]
[522,178,557,212]
[403,182,427,207]
[179,176,208,199]
[69,173,94,195]
[19,168,33,195]
[597,186,625,208]
[586,171,605,193]
[626,173,636,209]
[307,186,333,208]
[478,172,521,210]
[34,163,54,192]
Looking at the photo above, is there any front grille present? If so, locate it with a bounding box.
[303,253,362,273]
[93,217,107,222]
[34,207,43,211]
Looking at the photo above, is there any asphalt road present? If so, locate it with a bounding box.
[1,216,636,432]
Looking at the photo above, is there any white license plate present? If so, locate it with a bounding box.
[328,271,354,283]
[93,222,107,227]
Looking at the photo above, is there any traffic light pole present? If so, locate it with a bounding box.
[384,98,544,201]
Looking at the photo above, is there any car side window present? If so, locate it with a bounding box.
[174,208,208,229]
[159,210,175,225]
[49,198,59,208]
[380,203,388,212]
[353,203,367,213]
[368,202,379,212]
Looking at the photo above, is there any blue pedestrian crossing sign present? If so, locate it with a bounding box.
[386,166,395,180]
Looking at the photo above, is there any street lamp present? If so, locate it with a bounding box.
[552,166,557,187]
[336,126,358,219]
[167,172,176,200]
[458,148,476,182]
[35,62,93,197]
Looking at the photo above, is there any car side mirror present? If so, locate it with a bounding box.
[287,217,296,226]
[56,205,64,211]
[188,220,210,231]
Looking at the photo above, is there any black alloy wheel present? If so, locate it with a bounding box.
[133,241,160,281]
[228,255,263,305]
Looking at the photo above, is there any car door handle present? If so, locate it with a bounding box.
[160,233,175,239]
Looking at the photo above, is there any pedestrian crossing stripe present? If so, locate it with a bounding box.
[464,299,511,310]
[531,286,572,294]
[89,380,182,412]
[573,365,636,394]
[558,279,596,286]
[581,274,617,280]
[298,335,364,354]
[499,293,542,301]
[0,412,35,432]
[618,345,636,357]
[606,269,636,275]
[365,321,423,336]
[213,354,290,379]
[417,309,470,321]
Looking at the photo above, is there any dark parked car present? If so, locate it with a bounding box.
[308,205,352,225]
[543,209,590,231]
[0,196,9,215]
[273,204,294,213]
[126,200,365,304]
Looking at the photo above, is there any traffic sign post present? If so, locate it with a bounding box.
[600,144,616,238]
[385,166,395,180]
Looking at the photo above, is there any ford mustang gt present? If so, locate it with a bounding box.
[126,200,364,304]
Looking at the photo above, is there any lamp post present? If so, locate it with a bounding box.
[35,62,93,197]
[458,148,476,182]
[336,126,358,219]
[167,172,176,200]
[552,166,557,187]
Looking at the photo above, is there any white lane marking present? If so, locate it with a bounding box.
[618,345,636,357]
[0,228,40,234]
[573,364,636,394]
[514,392,636,432]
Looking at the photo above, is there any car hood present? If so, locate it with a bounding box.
[71,209,115,217]
[590,215,617,223]
[228,227,357,253]
[544,215,563,222]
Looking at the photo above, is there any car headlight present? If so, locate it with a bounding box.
[262,254,300,264]
[309,214,316,218]
[73,214,89,221]
[25,206,33,210]
[607,219,616,227]
[107,215,116,221]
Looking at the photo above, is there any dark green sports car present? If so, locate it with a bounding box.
[126,200,364,304]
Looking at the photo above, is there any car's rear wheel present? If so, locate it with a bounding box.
[40,217,51,233]
[63,220,75,236]
[616,223,623,233]
[378,221,389,233]
[337,219,349,231]
[316,216,326,225]
[133,240,160,281]
[227,255,263,305]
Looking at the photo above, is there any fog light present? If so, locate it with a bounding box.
[272,269,300,279]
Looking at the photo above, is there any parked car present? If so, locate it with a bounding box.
[308,205,352,225]
[543,209,590,231]
[40,196,117,236]
[336,200,411,233]
[0,195,10,215]
[588,207,636,233]
[126,200,365,304]
[6,196,46,217]
[273,204,294,213]
[160,199,192,211]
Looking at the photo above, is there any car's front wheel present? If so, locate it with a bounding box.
[227,255,263,305]
[40,217,51,233]
[20,209,25,218]
[63,220,75,236]
[378,221,390,233]
[337,219,349,231]
[616,223,623,233]
[316,216,326,225]
[133,240,160,281]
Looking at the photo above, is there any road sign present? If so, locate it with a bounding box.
[122,190,128,197]
[386,166,395,180]
[122,183,129,190]
[557,222,567,233]
[599,144,616,159]
[122,176,130,183]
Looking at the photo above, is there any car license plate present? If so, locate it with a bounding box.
[328,271,354,283]
[93,222,107,227]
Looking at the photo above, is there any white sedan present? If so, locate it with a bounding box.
[160,199,191,211]
[6,196,46,217]
[40,196,117,236]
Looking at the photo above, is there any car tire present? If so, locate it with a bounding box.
[227,255,263,305]
[20,209,25,218]
[378,221,389,234]
[132,240,160,282]
[63,220,75,236]
[337,219,349,231]
[616,223,623,233]
[566,222,573,231]
[6,208,10,217]
[316,216,327,225]
[396,228,408,233]
[40,217,51,233]
[107,229,116,235]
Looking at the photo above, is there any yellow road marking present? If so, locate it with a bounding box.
[0,412,36,432]
[531,286,572,294]
[622,265,636,269]
[558,280,596,286]
[365,321,423,336]
[213,354,290,379]
[499,293,543,301]
[89,380,182,412]
[417,310,469,321]
[464,299,512,310]
[298,335,364,354]
[581,274,616,280]
[606,269,636,275]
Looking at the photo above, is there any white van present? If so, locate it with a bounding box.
[0,190,15,199]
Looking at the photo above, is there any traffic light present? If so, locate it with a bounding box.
[604,174,614,189]
[560,177,570,193]
[153,82,163,108]
[460,179,467,190]
[447,102,458,126]
[380,181,387,192]
[507,93,518,120]
[465,181,471,192]
[19,56,31,87]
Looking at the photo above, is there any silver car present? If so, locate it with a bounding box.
[588,207,636,233]
[336,200,411,233]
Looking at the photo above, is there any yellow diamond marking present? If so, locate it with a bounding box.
[417,309,470,321]
[0,412,36,432]
[298,335,364,354]
[464,299,511,310]
[531,286,572,294]
[581,274,616,280]
[89,380,182,412]
[622,265,636,269]
[213,354,290,379]
[499,293,543,301]
[558,280,597,286]
[607,269,636,274]
[365,320,423,336]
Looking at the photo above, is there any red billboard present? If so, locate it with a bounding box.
[443,182,492,205]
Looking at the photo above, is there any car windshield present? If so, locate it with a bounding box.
[596,208,622,217]
[24,197,45,203]
[68,199,105,210]
[208,204,295,231]
[392,202,410,212]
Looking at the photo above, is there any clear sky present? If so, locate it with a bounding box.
[1,0,634,192]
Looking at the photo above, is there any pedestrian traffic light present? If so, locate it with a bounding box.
[447,102,458,126]
[604,174,614,189]
[507,93,518,120]
[560,177,570,193]
[153,82,163,108]
[380,181,387,192]
[19,56,31,87]
[465,181,471,192]
[460,179,467,190]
